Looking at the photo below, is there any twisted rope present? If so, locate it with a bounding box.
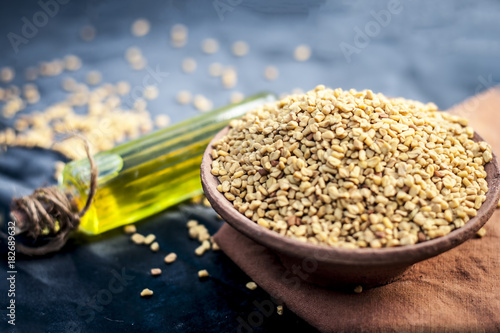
[7,137,97,256]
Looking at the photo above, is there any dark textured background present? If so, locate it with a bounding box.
[1,0,499,332]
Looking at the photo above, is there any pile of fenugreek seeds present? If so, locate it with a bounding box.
[211,86,494,248]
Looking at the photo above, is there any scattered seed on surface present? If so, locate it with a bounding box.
[222,67,237,89]
[150,242,160,252]
[208,62,224,77]
[277,305,284,315]
[193,94,213,112]
[195,244,207,256]
[201,38,219,54]
[176,90,192,105]
[124,224,137,234]
[198,269,209,279]
[211,241,220,251]
[476,228,487,238]
[230,91,244,104]
[131,18,151,37]
[155,114,171,128]
[263,66,278,81]
[182,58,197,73]
[64,55,82,71]
[246,282,258,290]
[144,234,156,245]
[294,44,312,61]
[116,81,131,95]
[354,285,363,294]
[86,71,102,85]
[497,199,500,208]
[164,252,177,264]
[150,268,162,276]
[170,24,188,48]
[140,288,153,297]
[80,25,96,42]
[143,85,159,100]
[1,67,15,83]
[232,41,249,57]
[187,219,199,228]
[131,233,145,244]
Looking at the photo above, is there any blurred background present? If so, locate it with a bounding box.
[1,0,499,332]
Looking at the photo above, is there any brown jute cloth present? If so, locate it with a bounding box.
[213,87,500,332]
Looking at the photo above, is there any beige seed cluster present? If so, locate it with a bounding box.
[211,86,493,248]
[0,75,155,160]
[187,219,219,255]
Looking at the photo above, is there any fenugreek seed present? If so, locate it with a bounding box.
[86,71,102,85]
[195,245,207,256]
[144,234,156,245]
[264,66,278,81]
[150,242,160,252]
[124,224,137,234]
[230,91,245,104]
[131,18,150,37]
[193,94,213,112]
[476,228,487,238]
[155,114,171,128]
[182,58,197,73]
[198,269,209,279]
[246,281,258,290]
[150,268,162,276]
[201,38,219,54]
[353,285,363,294]
[212,241,220,251]
[143,85,159,100]
[140,288,153,297]
[176,90,192,105]
[497,199,500,208]
[232,41,249,57]
[170,24,188,47]
[131,233,145,244]
[187,219,199,228]
[294,44,311,62]
[164,252,177,264]
[222,67,237,89]
[277,305,284,315]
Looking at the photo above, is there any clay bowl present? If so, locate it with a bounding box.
[201,126,500,289]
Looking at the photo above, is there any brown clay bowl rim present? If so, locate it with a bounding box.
[201,126,500,266]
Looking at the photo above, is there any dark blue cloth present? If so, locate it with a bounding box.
[1,0,499,332]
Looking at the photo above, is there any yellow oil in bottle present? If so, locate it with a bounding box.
[61,93,275,235]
